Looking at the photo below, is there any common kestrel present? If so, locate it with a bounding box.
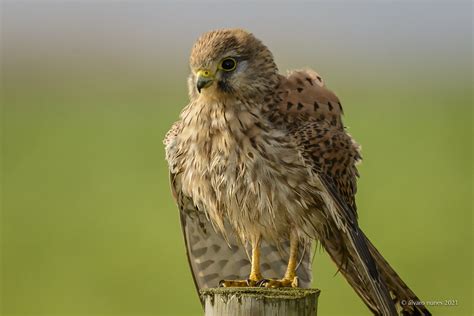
[164,29,430,315]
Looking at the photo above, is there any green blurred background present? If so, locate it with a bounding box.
[1,1,472,315]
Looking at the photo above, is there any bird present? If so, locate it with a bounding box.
[164,28,430,315]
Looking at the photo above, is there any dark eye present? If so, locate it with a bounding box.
[220,58,237,71]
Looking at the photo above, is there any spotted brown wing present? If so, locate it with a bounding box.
[269,70,430,315]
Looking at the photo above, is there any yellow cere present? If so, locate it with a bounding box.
[197,69,214,78]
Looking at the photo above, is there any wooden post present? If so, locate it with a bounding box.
[200,287,320,316]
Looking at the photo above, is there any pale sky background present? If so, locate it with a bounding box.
[3,0,472,84]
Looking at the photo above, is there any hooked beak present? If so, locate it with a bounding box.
[196,69,215,93]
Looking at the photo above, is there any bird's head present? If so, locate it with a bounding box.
[188,29,279,102]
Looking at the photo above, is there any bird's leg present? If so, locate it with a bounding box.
[219,236,264,287]
[248,236,263,283]
[261,231,299,288]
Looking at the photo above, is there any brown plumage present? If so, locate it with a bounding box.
[164,28,430,315]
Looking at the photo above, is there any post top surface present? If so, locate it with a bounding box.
[200,287,320,300]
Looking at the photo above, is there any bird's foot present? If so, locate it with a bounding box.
[259,276,299,288]
[219,275,265,287]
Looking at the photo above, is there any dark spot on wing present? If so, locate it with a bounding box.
[198,260,214,270]
[313,101,319,111]
[328,101,333,111]
[191,247,207,257]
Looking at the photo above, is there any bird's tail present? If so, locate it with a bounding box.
[364,232,431,315]
[322,227,431,315]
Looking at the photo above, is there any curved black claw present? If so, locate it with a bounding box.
[257,278,270,287]
[258,277,299,288]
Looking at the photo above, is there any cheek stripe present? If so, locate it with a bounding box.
[217,80,234,93]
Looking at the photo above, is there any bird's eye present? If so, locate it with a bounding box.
[219,58,237,71]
